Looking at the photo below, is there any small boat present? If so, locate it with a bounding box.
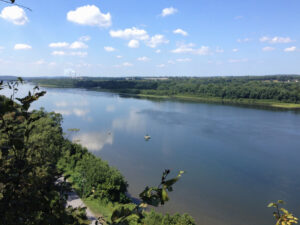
[144,135,151,140]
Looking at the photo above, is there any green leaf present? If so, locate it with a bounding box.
[268,202,277,208]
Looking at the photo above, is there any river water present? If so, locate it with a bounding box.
[3,83,300,225]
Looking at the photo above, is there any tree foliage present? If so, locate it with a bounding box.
[32,75,300,104]
[268,200,299,225]
[110,170,188,225]
[0,78,88,225]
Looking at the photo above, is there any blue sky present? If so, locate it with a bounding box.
[0,0,299,77]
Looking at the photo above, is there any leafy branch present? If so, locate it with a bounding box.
[110,169,185,224]
[268,200,299,225]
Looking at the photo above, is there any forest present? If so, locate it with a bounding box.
[31,75,300,107]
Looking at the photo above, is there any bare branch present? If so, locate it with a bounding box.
[0,0,32,11]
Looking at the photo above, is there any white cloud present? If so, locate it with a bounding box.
[161,7,178,17]
[67,5,111,27]
[168,60,175,64]
[70,41,88,49]
[146,34,169,48]
[157,64,165,68]
[70,51,88,57]
[128,39,140,48]
[262,46,275,52]
[173,28,188,36]
[49,42,69,48]
[110,27,149,40]
[34,59,45,65]
[228,58,248,63]
[155,49,161,53]
[116,55,123,58]
[52,51,66,56]
[284,46,297,52]
[104,46,116,52]
[122,62,133,67]
[137,56,150,62]
[110,27,168,49]
[237,38,251,43]
[176,58,192,62]
[232,48,239,52]
[260,36,293,44]
[79,35,91,42]
[171,43,210,55]
[14,43,32,50]
[0,6,28,25]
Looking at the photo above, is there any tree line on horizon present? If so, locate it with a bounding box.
[31,75,300,104]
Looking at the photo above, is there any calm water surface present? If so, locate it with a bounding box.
[4,84,300,225]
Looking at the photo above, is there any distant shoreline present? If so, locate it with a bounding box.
[35,83,300,110]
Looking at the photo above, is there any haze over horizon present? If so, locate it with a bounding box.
[0,0,299,77]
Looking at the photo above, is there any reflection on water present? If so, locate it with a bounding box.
[72,131,113,152]
[112,109,147,133]
[2,83,300,225]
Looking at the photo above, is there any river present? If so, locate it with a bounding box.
[3,83,300,225]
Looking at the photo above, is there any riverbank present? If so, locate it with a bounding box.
[35,83,300,109]
[135,93,300,109]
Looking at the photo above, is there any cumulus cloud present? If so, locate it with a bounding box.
[52,51,66,56]
[104,46,116,52]
[122,62,133,67]
[14,44,32,50]
[262,46,275,52]
[146,35,169,48]
[173,28,188,36]
[70,41,88,49]
[284,46,297,52]
[34,59,45,65]
[128,39,140,48]
[110,27,149,40]
[137,56,150,62]
[49,42,69,48]
[0,6,28,25]
[110,27,168,49]
[157,64,165,68]
[171,43,210,55]
[161,7,178,17]
[232,48,239,52]
[116,55,123,58]
[260,36,293,44]
[155,49,161,53]
[67,5,111,27]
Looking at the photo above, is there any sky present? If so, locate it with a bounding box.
[0,0,299,77]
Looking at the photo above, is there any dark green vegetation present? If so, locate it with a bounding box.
[0,79,89,225]
[0,79,195,225]
[31,75,300,109]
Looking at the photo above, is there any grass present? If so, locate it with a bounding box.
[82,198,116,223]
